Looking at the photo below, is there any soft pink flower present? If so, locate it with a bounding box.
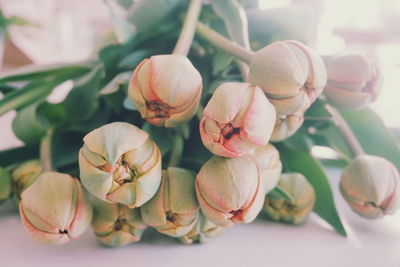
[200,82,276,157]
[129,54,202,127]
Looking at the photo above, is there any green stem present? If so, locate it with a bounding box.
[196,22,254,63]
[0,82,55,116]
[173,0,203,56]
[168,133,184,167]
[325,104,364,157]
[40,129,54,172]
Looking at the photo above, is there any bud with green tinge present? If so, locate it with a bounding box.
[324,52,382,110]
[263,173,315,224]
[0,168,11,202]
[179,212,223,245]
[340,155,400,219]
[79,122,162,208]
[251,144,282,193]
[200,82,276,158]
[11,160,42,200]
[195,155,265,227]
[91,199,146,247]
[141,167,199,237]
[19,172,93,245]
[249,40,327,114]
[129,54,202,127]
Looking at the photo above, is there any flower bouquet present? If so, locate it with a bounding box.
[0,0,399,247]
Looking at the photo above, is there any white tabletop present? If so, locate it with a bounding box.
[1,113,400,267]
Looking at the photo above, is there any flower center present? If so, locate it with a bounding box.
[113,158,138,185]
[229,209,243,221]
[146,101,170,118]
[221,123,240,140]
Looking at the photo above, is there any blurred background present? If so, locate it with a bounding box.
[0,0,399,149]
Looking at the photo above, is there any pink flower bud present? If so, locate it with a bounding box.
[129,54,202,127]
[340,155,400,219]
[19,172,93,245]
[249,40,327,115]
[324,52,382,109]
[195,155,265,227]
[200,82,276,158]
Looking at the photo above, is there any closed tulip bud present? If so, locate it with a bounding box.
[195,155,265,227]
[0,168,11,202]
[79,122,162,208]
[251,144,282,193]
[179,213,223,245]
[129,54,202,127]
[11,160,42,199]
[200,82,276,158]
[141,167,199,237]
[340,155,400,219]
[324,52,382,109]
[19,172,93,245]
[264,173,315,224]
[91,200,146,247]
[270,111,304,142]
[248,40,327,114]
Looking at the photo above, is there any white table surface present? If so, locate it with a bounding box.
[1,113,400,267]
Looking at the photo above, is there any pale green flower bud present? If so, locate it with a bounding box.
[249,40,327,115]
[129,54,202,127]
[79,122,162,208]
[91,199,146,247]
[251,144,282,193]
[179,213,223,245]
[340,155,400,219]
[195,155,265,227]
[141,168,199,237]
[0,168,11,202]
[11,160,42,199]
[19,172,93,245]
[263,173,315,224]
[324,52,382,110]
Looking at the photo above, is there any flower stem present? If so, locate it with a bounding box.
[196,22,254,63]
[325,104,364,157]
[40,129,54,172]
[173,0,203,56]
[168,133,184,167]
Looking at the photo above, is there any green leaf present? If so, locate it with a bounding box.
[212,51,233,75]
[123,96,137,111]
[0,146,39,167]
[0,81,56,116]
[117,50,150,69]
[52,130,84,169]
[210,0,251,48]
[126,0,184,35]
[0,62,92,83]
[341,108,400,169]
[276,142,347,236]
[63,65,103,122]
[142,123,173,156]
[12,102,49,145]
